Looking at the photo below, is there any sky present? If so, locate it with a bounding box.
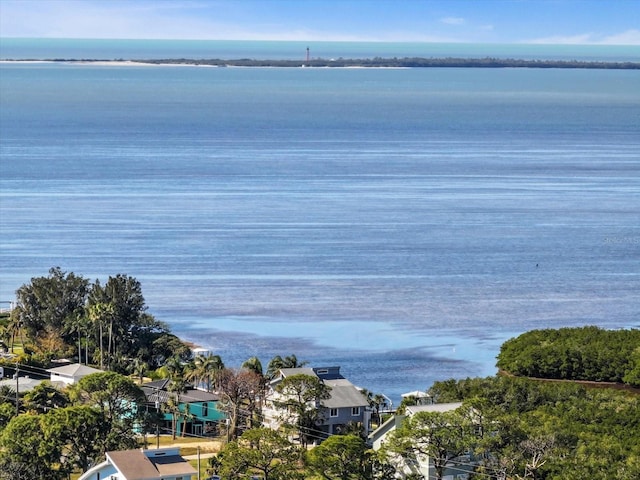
[0,0,639,45]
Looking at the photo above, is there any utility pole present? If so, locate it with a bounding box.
[155,387,160,449]
[197,446,201,480]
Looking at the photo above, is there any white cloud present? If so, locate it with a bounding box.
[528,29,640,46]
[601,29,640,45]
[440,17,465,26]
[528,33,594,45]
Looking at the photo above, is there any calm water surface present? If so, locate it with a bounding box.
[1,60,639,403]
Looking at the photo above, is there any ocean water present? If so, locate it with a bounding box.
[1,44,639,403]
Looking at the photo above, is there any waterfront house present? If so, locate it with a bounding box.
[142,379,226,437]
[368,402,475,480]
[263,366,371,441]
[78,447,196,480]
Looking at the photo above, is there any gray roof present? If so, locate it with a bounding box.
[141,380,219,405]
[274,366,367,409]
[0,376,45,393]
[279,367,316,378]
[47,363,103,377]
[322,379,369,409]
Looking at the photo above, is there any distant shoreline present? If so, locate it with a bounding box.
[2,57,639,69]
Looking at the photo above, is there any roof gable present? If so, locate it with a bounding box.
[48,363,103,377]
[279,367,317,378]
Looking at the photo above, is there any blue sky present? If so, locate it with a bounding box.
[1,0,639,44]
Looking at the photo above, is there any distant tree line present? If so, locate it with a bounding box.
[7,57,640,69]
[496,326,640,385]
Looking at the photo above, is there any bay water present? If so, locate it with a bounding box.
[1,41,639,403]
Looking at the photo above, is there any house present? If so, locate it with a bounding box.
[78,447,196,480]
[0,375,46,393]
[141,379,226,437]
[48,363,103,385]
[263,366,371,440]
[369,402,475,480]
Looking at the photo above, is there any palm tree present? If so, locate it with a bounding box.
[7,309,25,353]
[164,395,181,440]
[180,403,195,438]
[62,311,89,364]
[241,356,263,376]
[0,325,9,352]
[201,354,225,392]
[373,393,388,426]
[164,356,184,380]
[132,357,148,384]
[166,378,187,440]
[87,302,114,370]
[265,354,308,379]
[184,354,208,390]
[242,356,267,426]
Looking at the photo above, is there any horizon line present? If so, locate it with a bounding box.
[2,36,639,47]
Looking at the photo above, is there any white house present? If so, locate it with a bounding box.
[48,363,103,385]
[263,366,371,441]
[78,447,196,480]
[369,402,475,480]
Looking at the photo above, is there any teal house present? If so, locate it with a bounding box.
[142,379,226,437]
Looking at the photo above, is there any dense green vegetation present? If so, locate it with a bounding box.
[496,326,640,385]
[425,376,640,480]
[2,270,639,479]
[0,373,147,479]
[0,267,191,373]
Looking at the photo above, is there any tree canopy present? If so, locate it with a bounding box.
[7,267,191,371]
[273,373,331,447]
[424,375,640,480]
[307,434,372,480]
[496,326,640,385]
[214,428,304,480]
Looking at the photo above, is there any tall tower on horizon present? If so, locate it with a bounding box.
[306,46,310,62]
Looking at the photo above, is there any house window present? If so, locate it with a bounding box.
[351,407,360,416]
[330,408,339,417]
[202,402,208,417]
